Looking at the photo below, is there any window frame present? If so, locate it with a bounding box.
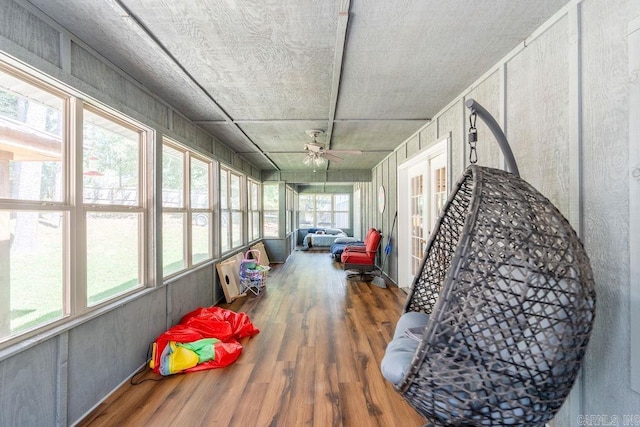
[81,104,149,307]
[262,182,279,238]
[286,185,294,234]
[297,193,351,229]
[247,178,262,242]
[161,138,215,278]
[220,165,245,253]
[0,60,155,347]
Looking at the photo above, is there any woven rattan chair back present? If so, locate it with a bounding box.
[399,165,596,426]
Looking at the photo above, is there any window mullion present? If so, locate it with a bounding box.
[138,130,147,289]
[185,153,192,268]
[71,98,86,315]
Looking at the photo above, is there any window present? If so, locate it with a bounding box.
[190,157,212,264]
[0,66,66,341]
[83,107,146,305]
[333,194,350,229]
[298,194,350,229]
[0,63,151,344]
[263,183,279,238]
[286,186,294,234]
[162,139,213,276]
[248,179,261,241]
[162,144,185,275]
[220,166,244,252]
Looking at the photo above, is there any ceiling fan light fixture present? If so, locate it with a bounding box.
[303,155,312,166]
[313,156,325,167]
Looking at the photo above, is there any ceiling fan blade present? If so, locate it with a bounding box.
[325,149,362,155]
[323,152,343,162]
[263,151,309,154]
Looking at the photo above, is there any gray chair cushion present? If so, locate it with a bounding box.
[381,311,430,386]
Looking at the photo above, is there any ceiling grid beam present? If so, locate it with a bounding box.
[323,0,351,171]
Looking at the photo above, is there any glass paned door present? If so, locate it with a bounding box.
[409,152,446,282]
[398,137,448,290]
[410,175,424,277]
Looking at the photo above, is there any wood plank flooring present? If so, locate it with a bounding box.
[78,250,425,427]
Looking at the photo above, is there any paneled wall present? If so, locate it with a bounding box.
[368,0,640,420]
[0,0,260,425]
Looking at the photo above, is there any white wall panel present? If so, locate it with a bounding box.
[0,0,59,67]
[580,0,640,417]
[0,338,58,426]
[437,100,465,178]
[67,289,166,423]
[70,42,169,128]
[506,16,571,214]
[168,267,215,327]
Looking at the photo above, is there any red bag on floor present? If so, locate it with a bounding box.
[150,307,259,375]
[180,306,260,340]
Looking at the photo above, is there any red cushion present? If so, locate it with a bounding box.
[366,230,382,253]
[341,229,381,264]
[342,250,376,265]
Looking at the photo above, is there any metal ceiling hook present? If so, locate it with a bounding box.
[465,99,520,177]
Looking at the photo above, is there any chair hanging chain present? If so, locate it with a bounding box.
[468,111,478,164]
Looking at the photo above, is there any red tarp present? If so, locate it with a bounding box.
[150,306,259,375]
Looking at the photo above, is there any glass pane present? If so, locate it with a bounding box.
[0,70,65,202]
[190,157,209,209]
[317,212,331,227]
[334,212,349,229]
[299,211,314,228]
[83,109,140,206]
[220,169,228,210]
[163,213,185,276]
[220,211,230,252]
[232,211,243,247]
[263,183,278,210]
[410,174,424,276]
[316,195,331,211]
[162,144,184,208]
[299,194,313,212]
[251,211,260,240]
[86,212,141,305]
[434,166,447,214]
[263,210,278,237]
[286,187,293,210]
[250,181,259,209]
[230,173,241,210]
[334,194,349,210]
[191,212,211,264]
[286,210,291,234]
[0,210,64,340]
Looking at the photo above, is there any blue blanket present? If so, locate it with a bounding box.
[330,239,364,259]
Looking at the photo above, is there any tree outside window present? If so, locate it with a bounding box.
[296,193,350,229]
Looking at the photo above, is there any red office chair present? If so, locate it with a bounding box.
[342,228,382,280]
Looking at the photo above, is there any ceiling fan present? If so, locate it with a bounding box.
[303,129,362,166]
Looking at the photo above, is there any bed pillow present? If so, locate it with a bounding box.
[325,228,344,235]
[333,237,358,244]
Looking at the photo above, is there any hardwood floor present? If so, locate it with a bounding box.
[78,250,425,427]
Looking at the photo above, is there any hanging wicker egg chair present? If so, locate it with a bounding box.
[381,100,596,426]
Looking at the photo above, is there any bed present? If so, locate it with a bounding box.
[301,228,348,249]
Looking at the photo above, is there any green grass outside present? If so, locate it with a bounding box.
[4,213,210,338]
